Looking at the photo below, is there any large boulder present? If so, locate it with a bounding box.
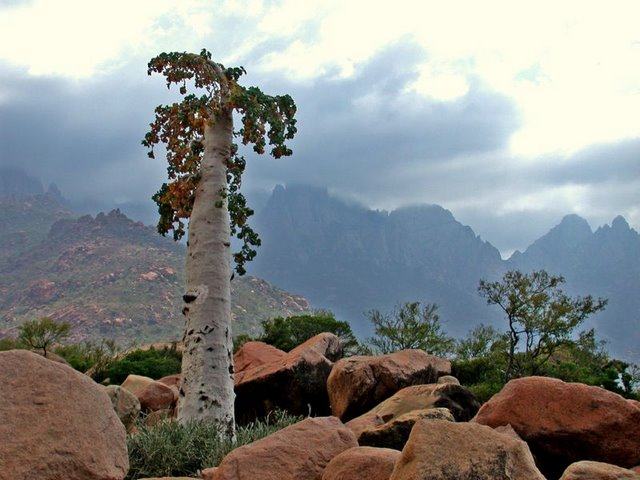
[346,383,479,442]
[327,350,451,421]
[157,373,183,389]
[0,350,128,480]
[389,419,545,480]
[322,446,400,480]
[210,416,357,480]
[105,384,141,431]
[138,381,176,412]
[121,374,176,412]
[358,408,454,450]
[473,376,640,478]
[560,461,640,480]
[234,333,342,423]
[121,374,155,397]
[234,341,286,374]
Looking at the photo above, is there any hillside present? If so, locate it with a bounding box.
[249,185,640,360]
[250,185,505,338]
[0,171,309,343]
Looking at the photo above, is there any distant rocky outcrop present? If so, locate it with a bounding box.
[0,183,310,343]
[250,185,505,339]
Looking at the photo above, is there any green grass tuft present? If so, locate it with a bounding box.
[126,411,302,479]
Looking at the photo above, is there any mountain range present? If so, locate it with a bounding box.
[249,185,639,361]
[1,169,637,361]
[0,170,309,344]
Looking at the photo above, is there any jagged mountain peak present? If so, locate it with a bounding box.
[553,214,592,237]
[611,215,631,231]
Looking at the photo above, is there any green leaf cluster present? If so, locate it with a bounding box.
[143,49,297,275]
[366,302,455,356]
[92,346,182,385]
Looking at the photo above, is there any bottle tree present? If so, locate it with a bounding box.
[143,49,297,435]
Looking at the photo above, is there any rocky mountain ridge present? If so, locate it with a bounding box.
[0,169,309,343]
[250,185,639,360]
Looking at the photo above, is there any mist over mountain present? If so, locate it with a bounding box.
[250,185,640,360]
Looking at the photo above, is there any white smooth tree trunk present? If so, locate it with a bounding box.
[177,110,235,437]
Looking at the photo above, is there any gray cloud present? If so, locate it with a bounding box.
[0,39,638,254]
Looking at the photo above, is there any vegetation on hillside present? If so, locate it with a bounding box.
[2,269,637,405]
[0,199,310,345]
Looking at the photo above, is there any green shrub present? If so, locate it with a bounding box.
[54,339,118,373]
[126,411,302,479]
[260,311,360,355]
[18,317,71,357]
[452,354,506,403]
[0,337,22,351]
[366,302,455,356]
[94,346,182,385]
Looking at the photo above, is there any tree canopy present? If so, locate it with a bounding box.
[478,270,607,380]
[142,49,297,274]
[366,301,454,356]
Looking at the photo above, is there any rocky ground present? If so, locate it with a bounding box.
[1,335,639,480]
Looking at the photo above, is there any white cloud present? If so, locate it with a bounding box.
[0,0,214,77]
[250,0,640,155]
[1,0,638,179]
[0,0,640,232]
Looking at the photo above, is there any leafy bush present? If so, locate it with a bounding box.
[452,355,506,403]
[126,411,302,479]
[94,346,182,385]
[0,336,22,351]
[260,311,360,355]
[366,302,454,356]
[453,327,639,402]
[54,339,118,374]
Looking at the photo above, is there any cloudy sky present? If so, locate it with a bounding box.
[0,0,638,255]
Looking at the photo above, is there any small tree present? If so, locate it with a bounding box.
[366,302,454,356]
[144,49,297,433]
[478,270,607,381]
[18,317,71,357]
[456,324,504,361]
